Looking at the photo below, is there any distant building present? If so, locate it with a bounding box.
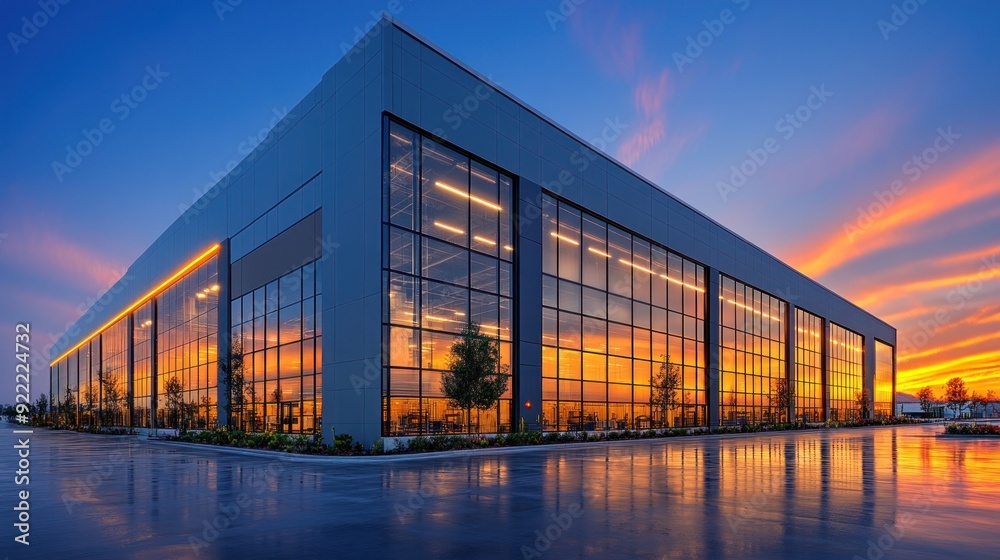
[48,17,896,445]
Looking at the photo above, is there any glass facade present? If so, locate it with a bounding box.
[383,121,514,435]
[232,261,323,434]
[828,323,863,421]
[101,317,129,427]
[133,302,153,428]
[874,341,894,418]
[156,255,220,429]
[541,195,708,430]
[719,276,787,425]
[794,309,824,422]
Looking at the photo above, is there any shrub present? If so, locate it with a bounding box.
[945,423,1000,435]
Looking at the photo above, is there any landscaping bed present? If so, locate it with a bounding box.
[162,417,922,456]
[943,423,1000,436]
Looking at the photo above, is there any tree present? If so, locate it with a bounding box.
[916,386,936,417]
[219,340,247,430]
[34,393,48,425]
[245,382,260,432]
[855,389,871,420]
[969,391,989,418]
[98,369,124,427]
[944,377,969,419]
[441,322,510,435]
[771,378,795,423]
[986,390,999,418]
[651,355,681,427]
[63,386,76,426]
[83,382,99,427]
[165,376,185,431]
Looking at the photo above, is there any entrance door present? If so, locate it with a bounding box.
[280,402,299,433]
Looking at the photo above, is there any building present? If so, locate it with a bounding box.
[49,17,896,445]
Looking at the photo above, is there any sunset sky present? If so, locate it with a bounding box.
[1,1,998,402]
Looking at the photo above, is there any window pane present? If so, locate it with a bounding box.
[422,237,469,286]
[422,280,468,334]
[389,123,417,228]
[470,162,499,256]
[422,141,469,246]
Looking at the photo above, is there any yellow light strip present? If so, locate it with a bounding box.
[50,243,221,366]
[433,221,465,235]
[588,246,611,258]
[661,274,706,293]
[435,181,502,211]
[619,258,655,276]
[503,244,514,252]
[473,235,496,246]
[719,295,782,323]
[550,231,579,245]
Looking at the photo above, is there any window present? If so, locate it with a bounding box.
[719,276,787,425]
[383,120,514,436]
[541,194,707,431]
[828,323,864,421]
[795,309,823,422]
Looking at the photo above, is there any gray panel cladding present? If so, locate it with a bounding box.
[380,16,894,348]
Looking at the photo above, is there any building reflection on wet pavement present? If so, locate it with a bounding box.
[3,423,997,559]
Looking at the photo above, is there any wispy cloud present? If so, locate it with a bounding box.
[617,69,671,166]
[791,142,1000,278]
[568,4,644,79]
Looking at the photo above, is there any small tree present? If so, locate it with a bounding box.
[63,386,77,426]
[441,322,510,435]
[855,389,871,421]
[34,394,48,425]
[245,382,260,432]
[219,340,247,430]
[98,370,124,427]
[771,378,795,423]
[165,376,185,431]
[944,377,969,419]
[83,382,99,427]
[916,386,936,417]
[969,391,989,418]
[986,389,999,418]
[651,355,681,427]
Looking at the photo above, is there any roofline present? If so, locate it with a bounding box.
[381,14,893,331]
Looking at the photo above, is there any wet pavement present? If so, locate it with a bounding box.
[1,423,998,559]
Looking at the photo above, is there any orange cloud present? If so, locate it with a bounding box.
[897,350,1000,393]
[853,265,1000,310]
[791,142,1000,279]
[2,229,127,294]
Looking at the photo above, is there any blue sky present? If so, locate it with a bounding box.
[2,0,999,403]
